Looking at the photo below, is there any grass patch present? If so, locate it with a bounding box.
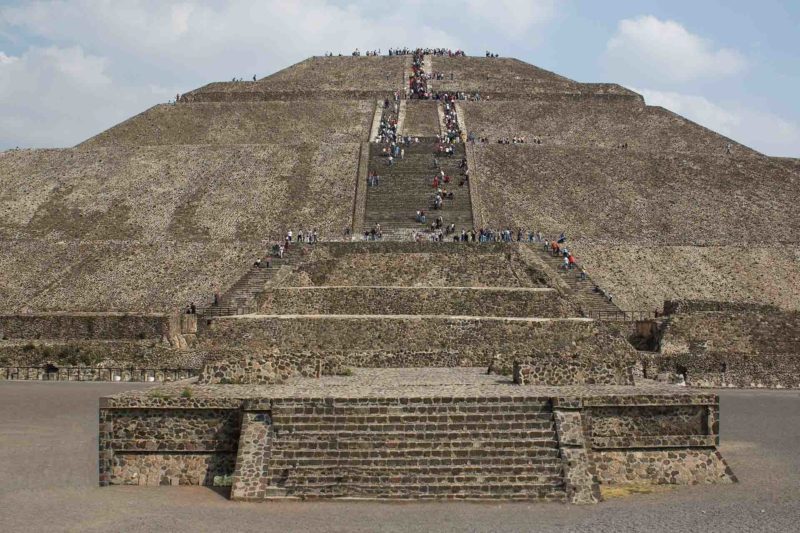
[600,483,677,499]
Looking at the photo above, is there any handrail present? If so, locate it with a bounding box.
[583,310,657,321]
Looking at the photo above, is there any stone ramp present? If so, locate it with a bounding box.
[231,395,567,501]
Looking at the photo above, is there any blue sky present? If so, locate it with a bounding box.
[0,0,798,156]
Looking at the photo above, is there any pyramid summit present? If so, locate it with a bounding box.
[1,49,798,502]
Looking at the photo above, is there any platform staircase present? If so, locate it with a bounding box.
[231,396,567,501]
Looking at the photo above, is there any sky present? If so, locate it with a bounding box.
[0,0,798,156]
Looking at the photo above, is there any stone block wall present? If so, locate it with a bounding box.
[554,394,735,487]
[257,287,572,317]
[99,387,735,499]
[284,242,553,288]
[513,355,633,386]
[658,304,799,355]
[563,244,800,312]
[0,312,186,341]
[198,316,635,368]
[461,100,754,156]
[646,301,800,388]
[0,339,204,374]
[99,397,243,487]
[643,352,800,388]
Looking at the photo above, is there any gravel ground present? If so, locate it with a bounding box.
[0,381,798,533]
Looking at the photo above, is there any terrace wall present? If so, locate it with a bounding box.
[198,315,636,370]
[644,302,800,388]
[257,286,573,317]
[81,101,374,147]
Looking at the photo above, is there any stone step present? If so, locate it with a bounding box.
[276,472,563,488]
[272,481,566,499]
[270,449,561,462]
[272,403,552,415]
[272,412,554,425]
[273,429,557,441]
[274,424,556,436]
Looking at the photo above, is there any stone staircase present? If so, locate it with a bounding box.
[231,396,566,500]
[531,245,621,317]
[203,253,299,316]
[363,139,473,237]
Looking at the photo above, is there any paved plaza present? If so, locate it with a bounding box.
[0,381,797,532]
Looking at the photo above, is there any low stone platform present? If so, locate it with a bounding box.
[99,368,735,503]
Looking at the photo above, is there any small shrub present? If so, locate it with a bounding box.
[180,387,193,399]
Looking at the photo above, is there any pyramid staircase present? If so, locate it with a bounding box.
[363,139,473,239]
[531,246,623,317]
[202,252,299,317]
[231,395,567,501]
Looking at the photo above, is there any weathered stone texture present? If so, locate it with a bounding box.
[0,312,182,341]
[462,100,754,155]
[430,57,636,100]
[107,408,240,451]
[473,146,797,247]
[571,245,800,312]
[513,356,633,386]
[645,303,800,388]
[659,305,800,355]
[258,287,572,317]
[230,411,274,500]
[110,452,236,486]
[192,56,407,97]
[0,340,203,370]
[403,101,440,137]
[592,449,735,485]
[81,101,374,147]
[590,406,706,438]
[291,250,536,286]
[0,143,359,312]
[199,316,634,369]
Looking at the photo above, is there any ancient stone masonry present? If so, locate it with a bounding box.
[642,300,800,388]
[100,369,736,501]
[257,286,572,318]
[0,48,764,501]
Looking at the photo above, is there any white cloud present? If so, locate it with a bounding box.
[635,88,800,157]
[0,0,481,148]
[0,46,174,148]
[0,52,17,64]
[465,0,558,37]
[605,15,746,84]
